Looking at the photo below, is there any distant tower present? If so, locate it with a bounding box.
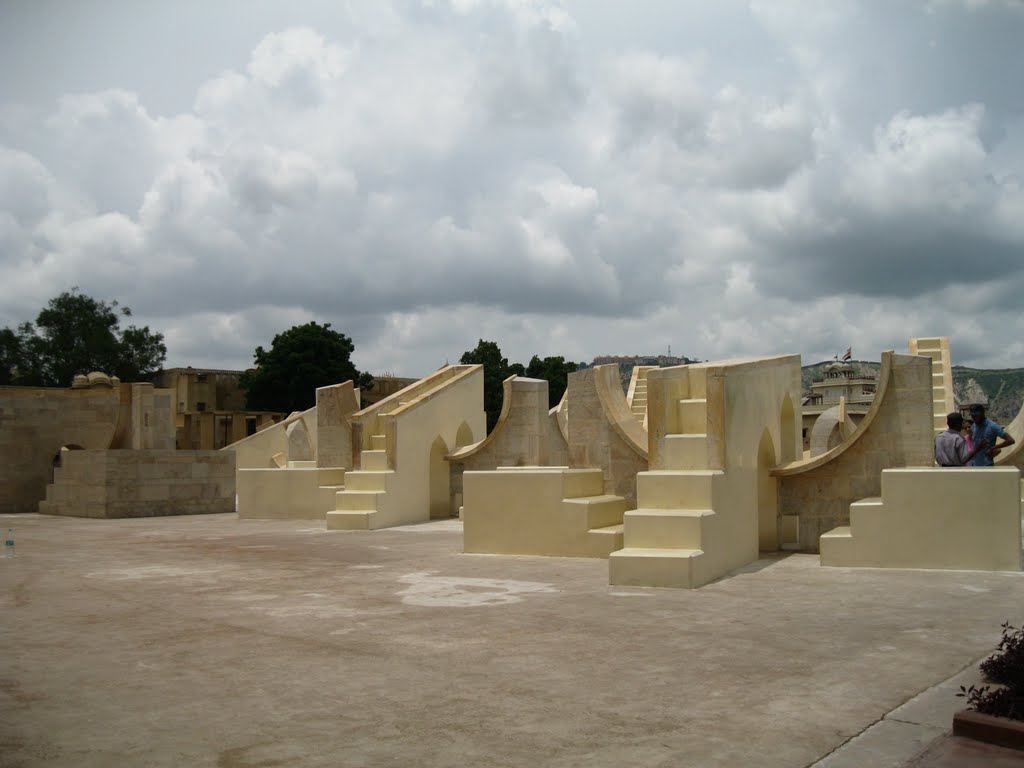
[668,344,671,356]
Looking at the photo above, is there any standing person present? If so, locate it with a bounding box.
[935,412,987,467]
[968,404,1015,467]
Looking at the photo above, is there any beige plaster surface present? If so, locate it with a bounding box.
[775,352,935,551]
[227,406,317,469]
[328,366,486,530]
[566,365,647,508]
[995,397,1024,471]
[908,336,955,435]
[611,355,803,588]
[316,380,359,469]
[462,467,625,557]
[3,513,1024,767]
[820,466,1022,571]
[448,376,568,515]
[236,464,345,520]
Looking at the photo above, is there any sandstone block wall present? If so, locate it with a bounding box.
[39,449,235,518]
[0,387,121,513]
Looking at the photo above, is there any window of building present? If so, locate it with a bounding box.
[196,373,208,383]
[196,402,207,412]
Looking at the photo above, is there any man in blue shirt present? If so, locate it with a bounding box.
[968,404,1015,467]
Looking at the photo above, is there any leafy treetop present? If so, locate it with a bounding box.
[459,339,579,432]
[241,321,373,413]
[0,289,166,386]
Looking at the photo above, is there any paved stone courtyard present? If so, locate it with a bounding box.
[2,512,1023,767]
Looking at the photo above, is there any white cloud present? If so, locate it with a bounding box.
[0,1,1023,376]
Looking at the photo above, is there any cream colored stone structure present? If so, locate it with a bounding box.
[0,375,175,513]
[565,365,648,508]
[234,382,359,520]
[327,365,485,530]
[463,467,627,557]
[460,364,645,559]
[448,376,568,515]
[908,336,956,435]
[609,355,802,588]
[820,467,1022,571]
[773,352,935,551]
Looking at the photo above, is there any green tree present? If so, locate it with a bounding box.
[0,327,22,385]
[241,321,373,413]
[525,355,579,409]
[460,339,516,433]
[0,290,166,386]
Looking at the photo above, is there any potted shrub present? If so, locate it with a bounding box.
[955,622,1024,750]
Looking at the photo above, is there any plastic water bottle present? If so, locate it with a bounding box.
[4,529,13,558]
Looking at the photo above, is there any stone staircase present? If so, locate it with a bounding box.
[820,467,1022,571]
[327,433,390,530]
[325,364,485,530]
[610,367,723,588]
[626,366,655,425]
[909,337,955,435]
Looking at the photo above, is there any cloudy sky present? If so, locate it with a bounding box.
[1,0,1023,378]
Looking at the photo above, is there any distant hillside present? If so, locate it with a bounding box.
[800,360,1024,425]
[952,367,1024,426]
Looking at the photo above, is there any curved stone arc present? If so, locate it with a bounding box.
[552,389,569,444]
[807,397,858,458]
[995,398,1024,469]
[773,351,898,477]
[772,351,934,551]
[447,374,517,462]
[594,365,648,461]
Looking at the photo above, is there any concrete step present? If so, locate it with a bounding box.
[819,525,855,566]
[343,470,392,492]
[677,399,707,434]
[370,434,386,451]
[636,470,723,510]
[623,509,713,549]
[608,547,705,588]
[326,510,376,530]
[661,434,708,470]
[288,460,317,469]
[562,494,628,529]
[588,523,624,551]
[361,450,388,471]
[317,467,345,485]
[562,469,607,499]
[335,490,382,511]
[849,497,884,527]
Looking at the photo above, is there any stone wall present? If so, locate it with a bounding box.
[566,365,648,508]
[774,352,934,551]
[0,382,175,513]
[39,449,235,518]
[448,377,568,514]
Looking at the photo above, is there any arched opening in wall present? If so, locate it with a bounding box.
[757,428,779,552]
[428,435,451,520]
[455,421,475,450]
[779,395,797,463]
